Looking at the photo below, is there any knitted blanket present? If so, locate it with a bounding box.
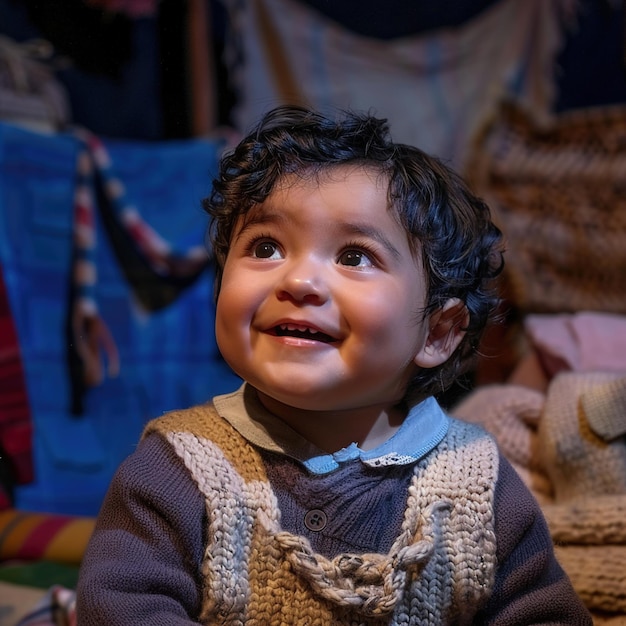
[453,372,626,623]
[467,101,626,316]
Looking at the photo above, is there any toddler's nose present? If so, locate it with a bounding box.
[275,257,329,305]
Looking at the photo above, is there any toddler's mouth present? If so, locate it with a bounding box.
[272,323,337,343]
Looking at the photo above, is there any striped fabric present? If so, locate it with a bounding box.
[0,509,95,565]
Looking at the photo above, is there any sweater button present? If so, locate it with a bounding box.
[304,509,327,532]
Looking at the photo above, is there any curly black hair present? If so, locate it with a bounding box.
[203,105,504,397]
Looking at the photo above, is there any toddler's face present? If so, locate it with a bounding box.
[215,167,435,415]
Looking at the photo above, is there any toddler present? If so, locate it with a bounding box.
[76,105,591,625]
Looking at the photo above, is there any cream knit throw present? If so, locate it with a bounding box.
[454,372,626,618]
[144,404,499,625]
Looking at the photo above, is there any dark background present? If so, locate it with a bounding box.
[1,0,625,141]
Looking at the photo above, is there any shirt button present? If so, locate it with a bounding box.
[304,509,327,532]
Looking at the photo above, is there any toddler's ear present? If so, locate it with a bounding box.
[414,298,468,369]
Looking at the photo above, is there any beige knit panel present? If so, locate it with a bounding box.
[393,419,499,626]
[164,428,278,624]
[143,404,267,483]
[148,408,498,625]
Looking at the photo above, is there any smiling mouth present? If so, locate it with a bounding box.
[272,324,337,343]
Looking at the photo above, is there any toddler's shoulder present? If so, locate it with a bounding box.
[445,413,498,450]
[142,400,267,484]
[418,414,501,498]
[143,401,240,441]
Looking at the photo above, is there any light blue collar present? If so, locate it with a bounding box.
[213,384,450,475]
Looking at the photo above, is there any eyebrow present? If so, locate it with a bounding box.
[234,209,288,239]
[338,221,403,260]
[237,208,403,260]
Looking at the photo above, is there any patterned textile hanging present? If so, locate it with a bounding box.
[67,129,212,414]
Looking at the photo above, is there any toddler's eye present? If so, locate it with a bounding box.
[253,241,281,259]
[338,250,373,268]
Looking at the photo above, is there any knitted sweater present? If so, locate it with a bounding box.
[76,394,592,625]
[151,405,498,624]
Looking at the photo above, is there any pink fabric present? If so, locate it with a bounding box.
[524,312,626,374]
[0,266,34,488]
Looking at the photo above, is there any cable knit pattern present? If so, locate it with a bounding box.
[143,404,499,625]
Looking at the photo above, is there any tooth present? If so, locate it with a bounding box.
[280,323,319,333]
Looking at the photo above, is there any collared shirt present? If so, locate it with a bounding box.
[213,383,450,475]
